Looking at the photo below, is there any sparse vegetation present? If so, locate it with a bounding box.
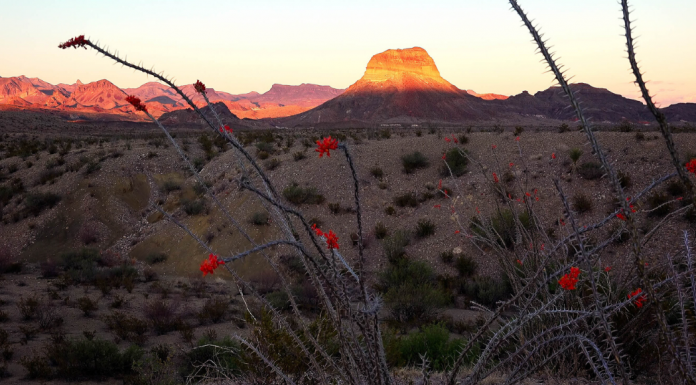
[282,182,325,205]
[401,151,429,173]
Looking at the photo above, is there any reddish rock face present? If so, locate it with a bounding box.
[363,47,442,81]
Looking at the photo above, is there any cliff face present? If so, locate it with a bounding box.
[362,47,442,82]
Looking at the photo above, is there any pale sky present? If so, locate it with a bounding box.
[1,0,694,106]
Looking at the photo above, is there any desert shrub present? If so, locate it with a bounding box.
[17,295,40,320]
[454,255,478,277]
[667,180,686,196]
[0,177,24,204]
[292,151,306,161]
[441,148,469,177]
[256,141,275,156]
[415,218,436,238]
[385,206,396,216]
[377,260,448,325]
[458,134,469,144]
[440,250,455,264]
[0,248,21,274]
[265,290,291,311]
[577,162,603,180]
[184,336,243,379]
[383,230,411,265]
[617,120,634,132]
[143,301,182,335]
[401,151,429,173]
[197,296,230,324]
[40,337,143,380]
[384,323,468,371]
[264,158,281,170]
[84,161,101,174]
[103,311,149,345]
[393,192,419,207]
[460,275,513,307]
[569,147,583,165]
[77,296,98,317]
[79,223,99,245]
[250,211,270,226]
[374,222,388,239]
[161,180,181,193]
[572,193,594,214]
[370,167,384,179]
[328,202,341,214]
[471,209,533,249]
[282,182,325,205]
[513,126,524,136]
[145,252,168,265]
[558,123,570,133]
[647,192,672,217]
[24,192,61,216]
[38,168,64,184]
[183,198,206,215]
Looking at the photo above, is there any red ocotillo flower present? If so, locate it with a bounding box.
[200,253,224,276]
[629,288,646,308]
[312,224,339,250]
[315,136,338,157]
[558,267,580,290]
[125,95,147,113]
[616,212,627,221]
[686,159,696,175]
[194,80,206,94]
[492,173,499,183]
[59,35,89,49]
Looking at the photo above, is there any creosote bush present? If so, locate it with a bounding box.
[415,218,436,238]
[441,148,469,177]
[577,161,603,180]
[572,193,593,214]
[282,182,325,205]
[401,151,429,173]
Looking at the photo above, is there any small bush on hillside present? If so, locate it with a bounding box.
[250,211,270,226]
[185,336,243,379]
[282,182,325,205]
[103,311,149,345]
[401,152,429,173]
[460,275,513,307]
[384,323,468,371]
[415,218,436,238]
[378,260,448,325]
[385,206,396,216]
[454,255,478,277]
[161,180,181,193]
[569,148,583,165]
[577,162,603,180]
[394,192,419,207]
[24,192,61,216]
[145,252,168,265]
[618,170,632,189]
[374,222,388,239]
[197,296,230,324]
[370,167,384,179]
[183,199,206,215]
[383,230,411,265]
[77,296,98,317]
[441,148,469,177]
[264,158,281,170]
[471,210,533,249]
[440,250,455,264]
[667,180,686,196]
[293,151,306,161]
[572,193,593,214]
[143,300,182,335]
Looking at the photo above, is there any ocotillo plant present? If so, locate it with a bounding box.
[58,0,696,383]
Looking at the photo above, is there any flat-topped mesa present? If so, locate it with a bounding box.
[362,47,442,82]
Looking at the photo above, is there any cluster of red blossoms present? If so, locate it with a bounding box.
[444,136,459,143]
[194,80,206,94]
[686,159,696,175]
[219,125,232,134]
[558,267,580,290]
[315,136,338,157]
[628,288,646,308]
[59,35,89,49]
[312,224,339,250]
[125,95,148,113]
[200,253,225,276]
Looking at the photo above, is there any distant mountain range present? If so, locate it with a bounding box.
[0,75,344,120]
[2,47,695,126]
[271,47,696,128]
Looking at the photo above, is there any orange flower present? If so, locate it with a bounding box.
[629,288,646,308]
[200,253,224,276]
[558,267,580,290]
[315,136,338,157]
